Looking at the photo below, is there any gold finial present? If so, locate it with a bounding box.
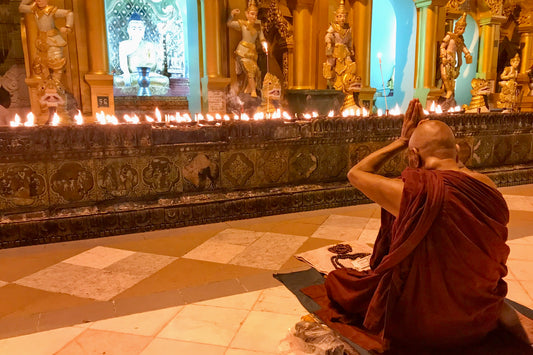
[455,12,467,30]
[248,0,258,12]
[335,0,348,15]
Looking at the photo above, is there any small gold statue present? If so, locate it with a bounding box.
[19,0,74,122]
[19,0,73,85]
[439,13,472,101]
[227,0,267,98]
[465,78,490,113]
[497,53,520,110]
[262,72,281,114]
[323,0,360,110]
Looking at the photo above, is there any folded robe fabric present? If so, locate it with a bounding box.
[304,168,511,349]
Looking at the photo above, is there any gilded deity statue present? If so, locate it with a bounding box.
[227,0,267,98]
[497,53,520,110]
[114,13,169,96]
[19,0,73,86]
[323,0,357,91]
[323,0,360,110]
[439,13,472,101]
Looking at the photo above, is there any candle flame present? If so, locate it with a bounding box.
[377,109,383,117]
[10,114,22,127]
[435,105,443,114]
[51,113,60,126]
[356,108,361,117]
[390,103,401,116]
[74,111,83,125]
[145,115,154,123]
[282,111,292,120]
[253,112,264,120]
[215,113,222,121]
[241,113,250,121]
[430,101,436,112]
[223,114,231,121]
[328,110,334,117]
[233,114,240,121]
[312,112,318,118]
[362,108,368,117]
[155,108,162,122]
[24,112,35,127]
[206,114,215,122]
[303,113,312,119]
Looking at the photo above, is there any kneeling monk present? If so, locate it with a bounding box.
[321,99,516,348]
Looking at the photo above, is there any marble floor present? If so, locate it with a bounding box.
[0,184,532,354]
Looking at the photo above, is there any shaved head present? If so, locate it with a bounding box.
[409,120,457,164]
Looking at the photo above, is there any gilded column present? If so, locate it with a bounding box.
[517,2,533,110]
[350,0,376,109]
[413,0,446,106]
[20,11,41,117]
[201,0,230,112]
[84,0,115,117]
[477,15,505,81]
[291,0,314,89]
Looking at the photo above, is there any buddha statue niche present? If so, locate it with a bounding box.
[113,13,169,96]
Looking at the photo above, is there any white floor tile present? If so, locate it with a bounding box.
[157,304,249,347]
[141,338,226,355]
[194,290,262,310]
[230,311,301,353]
[0,326,84,355]
[63,246,135,269]
[90,306,182,336]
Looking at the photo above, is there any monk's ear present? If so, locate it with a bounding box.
[455,144,460,163]
[408,148,421,168]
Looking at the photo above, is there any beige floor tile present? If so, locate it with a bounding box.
[519,280,533,298]
[507,260,533,281]
[89,306,182,336]
[157,304,249,347]
[226,348,276,355]
[56,328,152,355]
[503,195,533,212]
[0,326,84,355]
[183,240,248,264]
[194,290,262,310]
[311,215,370,241]
[508,243,533,261]
[357,229,379,245]
[0,281,7,288]
[230,233,307,270]
[507,235,533,245]
[63,246,135,269]
[506,279,533,308]
[15,263,144,301]
[141,338,226,355]
[253,287,307,315]
[230,310,301,353]
[268,221,320,236]
[210,229,265,245]
[105,252,177,277]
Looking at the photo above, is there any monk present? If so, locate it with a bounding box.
[304,99,530,351]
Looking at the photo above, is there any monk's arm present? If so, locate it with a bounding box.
[347,138,407,217]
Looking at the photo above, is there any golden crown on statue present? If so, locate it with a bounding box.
[335,0,348,15]
[248,0,258,12]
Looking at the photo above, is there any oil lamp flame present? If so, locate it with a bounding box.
[51,113,60,126]
[10,114,21,127]
[155,108,162,122]
[24,112,35,127]
[435,105,443,114]
[74,111,83,125]
[328,110,334,117]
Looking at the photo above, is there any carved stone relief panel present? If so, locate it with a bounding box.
[493,136,513,166]
[471,136,494,168]
[256,149,289,185]
[97,160,140,198]
[221,151,256,189]
[141,157,181,194]
[182,152,220,192]
[509,134,532,165]
[456,137,473,166]
[0,163,47,209]
[315,145,348,180]
[289,147,318,183]
[49,161,95,203]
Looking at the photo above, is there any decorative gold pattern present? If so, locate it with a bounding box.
[486,0,503,15]
[0,165,46,206]
[446,0,466,11]
[51,162,94,202]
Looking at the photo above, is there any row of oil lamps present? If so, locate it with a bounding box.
[8,102,458,127]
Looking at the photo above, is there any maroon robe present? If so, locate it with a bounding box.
[304,168,510,349]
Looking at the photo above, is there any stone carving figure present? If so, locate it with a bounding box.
[227,0,267,98]
[19,0,73,86]
[439,13,472,101]
[497,53,520,109]
[114,13,169,95]
[323,0,357,92]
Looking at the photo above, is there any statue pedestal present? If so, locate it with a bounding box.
[85,73,115,120]
[285,89,346,116]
